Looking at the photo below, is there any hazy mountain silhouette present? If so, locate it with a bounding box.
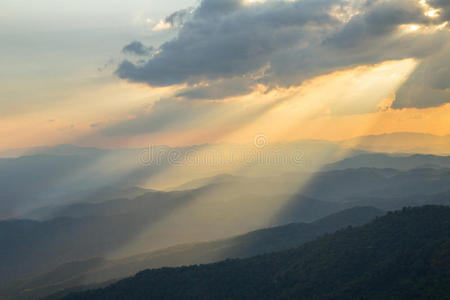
[61,206,450,300]
[2,166,447,285]
[343,190,450,210]
[171,168,450,203]
[1,140,449,300]
[0,153,157,219]
[0,138,364,219]
[341,132,450,155]
[0,145,105,158]
[325,153,450,170]
[0,207,384,299]
[0,190,343,286]
[293,168,450,201]
[1,141,448,219]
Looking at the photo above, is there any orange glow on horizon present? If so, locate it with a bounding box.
[1,59,449,152]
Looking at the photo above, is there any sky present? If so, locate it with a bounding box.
[1,0,449,151]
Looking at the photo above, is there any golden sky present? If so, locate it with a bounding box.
[1,58,448,152]
[1,0,449,152]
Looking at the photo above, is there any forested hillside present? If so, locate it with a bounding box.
[63,206,450,300]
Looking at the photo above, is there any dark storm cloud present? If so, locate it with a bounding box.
[266,0,447,88]
[122,41,154,56]
[194,0,243,18]
[165,7,194,27]
[324,0,431,48]
[116,0,341,86]
[116,0,450,108]
[392,42,450,109]
[428,0,450,22]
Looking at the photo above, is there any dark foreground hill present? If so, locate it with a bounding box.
[62,206,450,300]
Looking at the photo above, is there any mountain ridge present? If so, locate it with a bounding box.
[60,205,450,300]
[0,207,384,300]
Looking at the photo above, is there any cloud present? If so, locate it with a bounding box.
[165,7,194,27]
[176,78,255,100]
[122,41,154,56]
[324,0,431,49]
[116,0,449,108]
[116,0,341,86]
[97,58,116,72]
[427,0,450,23]
[194,0,243,18]
[152,7,194,31]
[392,42,450,108]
